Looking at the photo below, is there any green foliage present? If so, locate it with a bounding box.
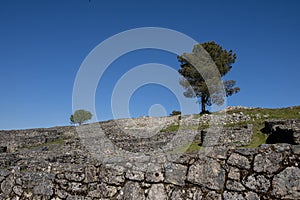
[225,106,300,120]
[169,110,181,116]
[70,114,74,124]
[20,138,65,151]
[243,130,267,148]
[160,123,209,132]
[173,142,202,153]
[160,124,180,132]
[70,109,92,125]
[178,41,240,113]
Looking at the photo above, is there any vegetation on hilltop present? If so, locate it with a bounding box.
[178,41,240,114]
[163,106,300,152]
[70,109,92,125]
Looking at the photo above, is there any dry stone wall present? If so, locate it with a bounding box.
[0,118,299,199]
[0,144,299,199]
[201,125,253,147]
[264,119,300,145]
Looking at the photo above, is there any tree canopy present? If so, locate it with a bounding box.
[178,41,240,114]
[169,110,181,116]
[70,109,92,125]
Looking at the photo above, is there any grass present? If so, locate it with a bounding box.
[20,138,65,151]
[162,106,300,149]
[186,142,202,152]
[229,106,300,148]
[172,142,202,153]
[224,120,250,127]
[226,106,300,120]
[231,106,300,148]
[160,124,209,132]
[160,124,180,132]
[242,130,267,148]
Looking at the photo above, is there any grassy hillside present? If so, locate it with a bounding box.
[226,106,300,148]
[165,106,300,152]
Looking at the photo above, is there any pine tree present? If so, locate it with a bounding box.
[178,41,240,114]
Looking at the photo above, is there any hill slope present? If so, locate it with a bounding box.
[0,106,299,199]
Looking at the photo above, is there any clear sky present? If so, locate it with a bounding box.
[1,0,299,130]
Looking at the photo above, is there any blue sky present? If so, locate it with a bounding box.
[0,0,299,130]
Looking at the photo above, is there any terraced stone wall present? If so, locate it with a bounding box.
[0,119,299,199]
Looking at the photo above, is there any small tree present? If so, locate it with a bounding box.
[169,110,181,116]
[70,109,92,125]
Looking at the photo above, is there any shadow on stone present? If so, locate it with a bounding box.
[0,146,7,153]
[266,127,296,145]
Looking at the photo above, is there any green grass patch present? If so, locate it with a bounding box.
[232,106,299,148]
[173,142,202,153]
[160,123,209,132]
[243,131,267,148]
[226,106,300,120]
[162,106,299,148]
[224,120,250,127]
[185,142,202,152]
[21,138,65,150]
[160,124,180,132]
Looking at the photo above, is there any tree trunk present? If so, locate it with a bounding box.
[201,96,206,114]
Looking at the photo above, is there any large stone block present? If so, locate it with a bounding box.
[272,167,300,199]
[187,158,225,191]
[164,163,187,186]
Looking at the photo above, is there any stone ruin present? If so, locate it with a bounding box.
[264,119,300,145]
[0,117,299,199]
[200,125,253,147]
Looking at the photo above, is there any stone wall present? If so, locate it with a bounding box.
[264,119,300,144]
[0,144,299,199]
[201,125,253,147]
[0,118,299,199]
[0,126,75,153]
